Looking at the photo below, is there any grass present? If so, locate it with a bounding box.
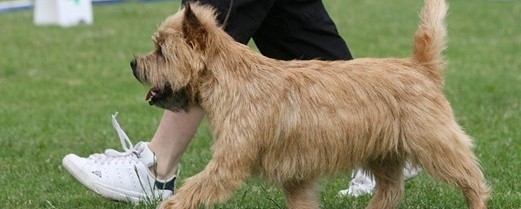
[0,0,520,208]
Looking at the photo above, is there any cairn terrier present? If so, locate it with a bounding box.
[130,0,490,208]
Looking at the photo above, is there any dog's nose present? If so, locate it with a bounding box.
[130,59,140,81]
[130,59,137,71]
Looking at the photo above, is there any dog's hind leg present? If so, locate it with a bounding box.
[412,129,490,209]
[282,180,319,209]
[364,159,405,209]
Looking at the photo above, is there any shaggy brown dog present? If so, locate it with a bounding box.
[130,0,490,208]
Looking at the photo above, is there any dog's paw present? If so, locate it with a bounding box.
[156,200,175,209]
[157,195,194,209]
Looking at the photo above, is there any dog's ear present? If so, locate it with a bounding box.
[182,3,207,50]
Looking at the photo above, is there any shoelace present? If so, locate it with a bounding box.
[112,112,135,152]
[90,113,183,186]
[88,113,140,164]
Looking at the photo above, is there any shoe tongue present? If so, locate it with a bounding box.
[134,142,156,167]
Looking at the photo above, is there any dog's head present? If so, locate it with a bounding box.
[130,2,219,111]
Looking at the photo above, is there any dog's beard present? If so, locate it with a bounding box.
[146,86,191,112]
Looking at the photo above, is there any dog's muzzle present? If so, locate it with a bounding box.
[130,58,141,82]
[129,58,191,112]
[146,86,191,112]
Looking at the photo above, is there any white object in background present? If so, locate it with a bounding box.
[34,0,93,27]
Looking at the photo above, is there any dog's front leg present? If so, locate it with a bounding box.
[158,142,254,209]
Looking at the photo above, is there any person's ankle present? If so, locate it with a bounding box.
[146,143,179,180]
[150,166,177,180]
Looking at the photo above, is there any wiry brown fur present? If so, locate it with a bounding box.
[131,0,490,208]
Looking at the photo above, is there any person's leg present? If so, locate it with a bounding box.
[148,107,204,179]
[185,0,276,44]
[252,0,352,60]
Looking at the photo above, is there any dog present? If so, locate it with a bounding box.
[130,0,490,208]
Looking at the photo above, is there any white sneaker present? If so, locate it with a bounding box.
[338,169,375,197]
[62,113,176,203]
[339,162,422,197]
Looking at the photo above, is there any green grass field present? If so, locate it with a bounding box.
[1,0,520,208]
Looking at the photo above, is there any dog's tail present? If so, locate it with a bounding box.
[412,0,448,84]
